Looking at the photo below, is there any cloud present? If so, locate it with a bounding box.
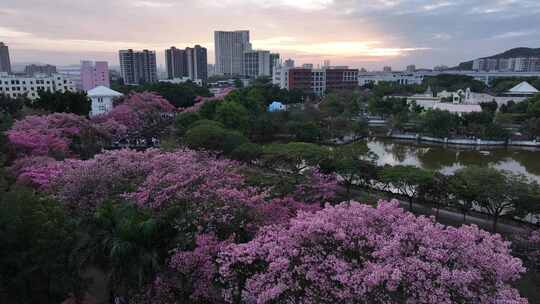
[0,26,31,38]
[433,33,452,40]
[423,2,455,11]
[203,0,334,10]
[132,1,175,8]
[0,0,539,69]
[490,30,536,39]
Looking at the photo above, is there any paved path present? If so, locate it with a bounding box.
[395,200,527,235]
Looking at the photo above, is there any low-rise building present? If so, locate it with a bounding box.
[24,64,57,76]
[503,81,539,98]
[285,66,358,96]
[88,86,123,117]
[0,72,76,100]
[159,77,203,86]
[432,103,482,115]
[358,72,424,86]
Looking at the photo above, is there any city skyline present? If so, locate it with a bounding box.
[1,0,540,70]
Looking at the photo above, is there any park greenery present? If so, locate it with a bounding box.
[1,77,540,303]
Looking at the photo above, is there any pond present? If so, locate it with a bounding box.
[367,138,540,182]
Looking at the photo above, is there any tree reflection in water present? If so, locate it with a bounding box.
[367,139,540,182]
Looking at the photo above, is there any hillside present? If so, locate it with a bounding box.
[456,47,540,70]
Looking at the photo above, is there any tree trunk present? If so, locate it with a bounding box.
[492,214,499,233]
[435,205,440,221]
[409,197,413,211]
[463,211,467,223]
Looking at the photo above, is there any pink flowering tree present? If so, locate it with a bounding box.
[219,200,527,304]
[6,113,108,159]
[166,234,230,303]
[93,92,176,140]
[15,149,160,210]
[293,167,339,205]
[125,150,260,210]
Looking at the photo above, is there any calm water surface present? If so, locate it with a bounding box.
[367,139,540,182]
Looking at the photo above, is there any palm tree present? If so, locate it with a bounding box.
[74,202,166,301]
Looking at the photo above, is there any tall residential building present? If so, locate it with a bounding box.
[165,45,208,83]
[406,65,416,73]
[214,30,251,76]
[80,61,110,91]
[284,58,295,68]
[119,49,157,85]
[383,66,392,72]
[269,53,280,78]
[0,42,11,74]
[24,64,57,76]
[186,45,208,83]
[207,64,216,77]
[165,47,188,79]
[244,50,271,78]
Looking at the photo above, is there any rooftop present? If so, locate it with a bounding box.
[433,103,482,113]
[87,86,123,97]
[507,81,539,94]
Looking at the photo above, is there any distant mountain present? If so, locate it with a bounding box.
[456,47,540,70]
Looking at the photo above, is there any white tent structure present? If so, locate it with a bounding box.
[504,81,539,97]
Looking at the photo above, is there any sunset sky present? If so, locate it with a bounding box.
[1,0,539,70]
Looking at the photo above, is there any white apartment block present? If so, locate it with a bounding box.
[272,59,295,89]
[473,57,540,72]
[214,31,251,76]
[0,72,76,100]
[358,72,424,86]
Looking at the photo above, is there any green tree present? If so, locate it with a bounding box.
[29,90,91,116]
[215,101,249,132]
[417,172,451,220]
[379,165,433,211]
[77,202,171,300]
[423,74,487,93]
[199,100,219,120]
[0,94,25,116]
[286,121,322,142]
[522,117,540,139]
[262,142,329,176]
[420,109,459,138]
[184,122,248,154]
[175,112,201,136]
[450,166,535,232]
[527,98,540,117]
[329,142,378,198]
[0,187,84,303]
[482,123,509,140]
[320,90,361,118]
[231,143,263,164]
[368,96,394,118]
